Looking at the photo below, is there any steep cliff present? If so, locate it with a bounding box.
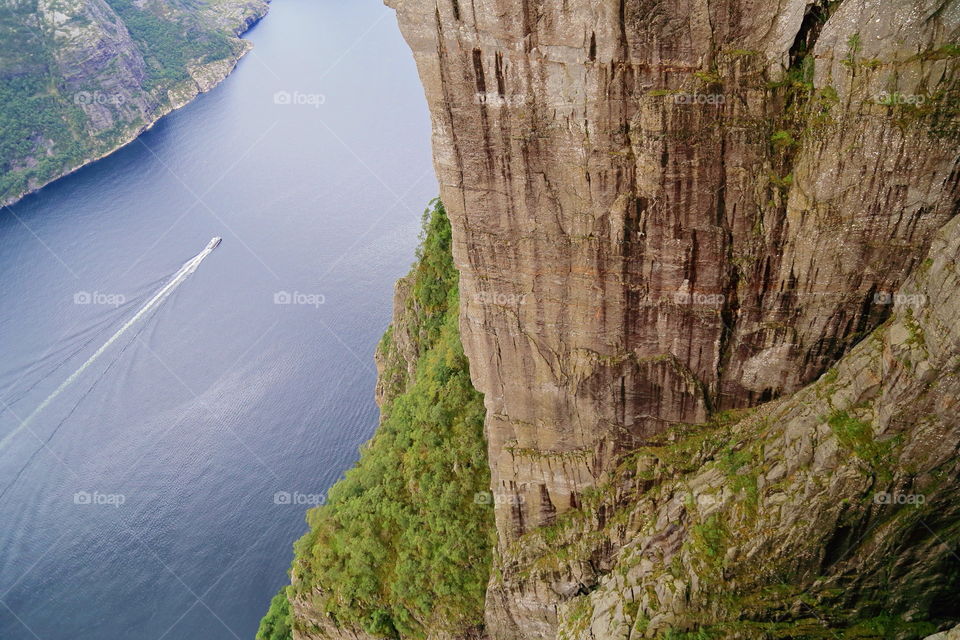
[0,0,268,204]
[262,202,494,640]
[495,213,960,638]
[267,1,960,638]
[383,0,958,637]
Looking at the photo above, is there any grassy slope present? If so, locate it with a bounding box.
[0,0,240,202]
[258,200,493,640]
[0,0,88,199]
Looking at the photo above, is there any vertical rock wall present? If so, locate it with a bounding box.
[387,0,959,637]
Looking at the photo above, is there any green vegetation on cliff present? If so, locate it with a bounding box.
[0,0,261,204]
[259,200,492,640]
[256,590,293,640]
[0,0,87,199]
[104,0,235,88]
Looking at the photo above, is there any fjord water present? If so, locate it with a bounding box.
[0,1,434,638]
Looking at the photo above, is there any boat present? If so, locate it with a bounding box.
[207,236,222,250]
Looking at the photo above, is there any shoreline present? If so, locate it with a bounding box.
[2,8,269,209]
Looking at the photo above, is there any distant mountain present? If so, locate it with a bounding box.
[0,0,269,205]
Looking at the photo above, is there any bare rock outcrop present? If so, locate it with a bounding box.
[385,0,960,637]
[523,213,960,638]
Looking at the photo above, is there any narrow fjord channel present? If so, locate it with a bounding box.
[0,1,434,637]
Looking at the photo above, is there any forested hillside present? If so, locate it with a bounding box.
[0,0,267,204]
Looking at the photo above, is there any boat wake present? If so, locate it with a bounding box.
[0,237,222,454]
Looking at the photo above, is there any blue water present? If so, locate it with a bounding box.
[0,1,434,638]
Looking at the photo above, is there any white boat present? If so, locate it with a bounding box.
[207,236,222,250]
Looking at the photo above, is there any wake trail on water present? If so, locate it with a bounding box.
[0,237,222,454]
[0,318,151,506]
[0,286,160,408]
[0,274,169,402]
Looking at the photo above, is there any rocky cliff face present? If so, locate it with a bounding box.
[0,0,269,204]
[383,0,959,637]
[493,213,960,638]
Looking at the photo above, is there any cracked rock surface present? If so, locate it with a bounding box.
[381,0,959,637]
